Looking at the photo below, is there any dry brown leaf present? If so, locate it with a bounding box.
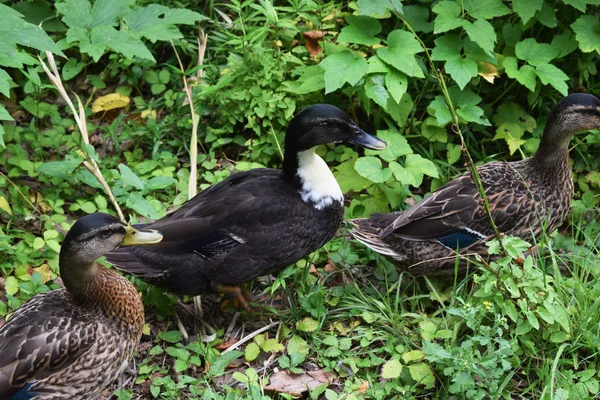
[478,62,500,84]
[302,31,325,56]
[217,337,239,350]
[356,380,370,393]
[265,369,335,397]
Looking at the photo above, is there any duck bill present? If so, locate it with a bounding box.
[122,226,163,246]
[347,127,387,150]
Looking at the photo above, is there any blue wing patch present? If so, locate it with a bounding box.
[436,229,483,249]
[10,383,35,400]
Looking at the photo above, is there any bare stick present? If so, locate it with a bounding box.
[222,321,279,353]
[38,51,125,221]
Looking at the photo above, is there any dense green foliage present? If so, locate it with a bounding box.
[1,0,600,398]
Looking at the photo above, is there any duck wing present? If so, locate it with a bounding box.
[382,162,535,249]
[0,291,96,398]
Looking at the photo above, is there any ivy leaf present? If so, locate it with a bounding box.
[0,4,64,57]
[365,129,412,162]
[125,4,207,42]
[535,63,569,96]
[444,56,478,90]
[571,15,600,54]
[463,0,510,20]
[377,30,424,78]
[385,69,408,104]
[357,0,402,18]
[320,50,368,93]
[512,0,543,24]
[432,1,463,34]
[364,74,389,109]
[338,15,381,45]
[515,38,559,66]
[457,104,491,126]
[354,156,392,183]
[381,358,403,379]
[463,20,496,53]
[503,57,536,92]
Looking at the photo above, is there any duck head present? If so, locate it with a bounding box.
[536,93,600,162]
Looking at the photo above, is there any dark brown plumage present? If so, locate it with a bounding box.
[350,93,600,273]
[0,213,162,399]
[106,104,386,307]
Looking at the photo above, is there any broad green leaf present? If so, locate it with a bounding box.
[550,31,578,58]
[407,362,435,388]
[62,58,85,81]
[338,15,381,45]
[447,143,461,164]
[358,0,402,18]
[503,57,536,92]
[431,35,461,62]
[494,122,527,154]
[402,350,425,363]
[405,154,439,180]
[334,159,373,192]
[38,156,83,180]
[364,74,389,109]
[389,162,418,187]
[209,350,243,376]
[126,192,156,218]
[0,196,12,215]
[118,164,145,189]
[91,25,155,62]
[283,65,325,94]
[125,4,207,42]
[463,0,510,20]
[571,15,600,54]
[244,343,260,361]
[287,335,309,363]
[432,1,463,34]
[515,38,559,66]
[377,30,424,78]
[535,63,569,96]
[493,103,536,132]
[535,1,557,28]
[365,129,412,161]
[427,96,452,126]
[457,104,490,126]
[320,50,368,93]
[296,316,319,332]
[56,0,134,30]
[422,117,447,143]
[261,339,284,353]
[563,0,592,11]
[403,5,433,33]
[445,56,478,89]
[0,68,12,97]
[146,176,176,190]
[385,69,408,103]
[381,358,403,379]
[385,92,414,126]
[0,4,64,56]
[5,276,18,296]
[379,181,404,209]
[355,156,392,183]
[463,20,496,53]
[513,0,542,24]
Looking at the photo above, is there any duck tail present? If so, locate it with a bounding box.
[349,213,401,258]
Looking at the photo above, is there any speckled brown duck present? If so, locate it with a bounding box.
[0,213,162,400]
[105,104,386,310]
[350,93,600,273]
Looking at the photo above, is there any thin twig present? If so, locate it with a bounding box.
[0,170,41,214]
[223,321,279,353]
[38,51,125,221]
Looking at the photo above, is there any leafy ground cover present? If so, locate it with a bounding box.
[1,0,600,398]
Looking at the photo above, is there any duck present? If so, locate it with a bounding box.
[0,213,163,400]
[350,93,600,274]
[106,104,386,310]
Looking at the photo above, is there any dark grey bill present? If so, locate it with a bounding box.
[347,127,387,150]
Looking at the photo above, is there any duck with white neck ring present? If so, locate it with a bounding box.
[107,104,386,310]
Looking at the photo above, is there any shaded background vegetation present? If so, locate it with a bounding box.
[1,0,600,398]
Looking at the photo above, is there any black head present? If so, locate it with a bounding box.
[546,93,600,136]
[285,104,386,152]
[61,213,162,266]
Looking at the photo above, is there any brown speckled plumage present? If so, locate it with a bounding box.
[350,93,600,274]
[0,213,162,399]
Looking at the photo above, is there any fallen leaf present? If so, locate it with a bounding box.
[217,337,239,350]
[32,262,53,283]
[91,93,130,113]
[265,369,335,397]
[302,31,325,56]
[478,62,499,84]
[356,380,369,393]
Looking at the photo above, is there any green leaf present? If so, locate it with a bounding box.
[261,339,284,353]
[125,4,207,42]
[244,343,260,361]
[5,276,19,296]
[563,0,593,12]
[463,0,510,19]
[402,350,425,363]
[377,30,424,78]
[535,63,569,96]
[283,65,325,94]
[354,156,392,183]
[444,56,478,89]
[407,362,435,388]
[403,5,433,33]
[91,25,155,62]
[357,0,402,18]
[296,316,319,332]
[422,117,447,142]
[571,15,600,54]
[146,176,176,190]
[381,358,403,379]
[365,129,412,162]
[209,350,243,377]
[287,335,309,365]
[0,196,11,215]
[0,4,64,56]
[385,69,408,103]
[320,50,368,93]
[364,74,389,109]
[457,104,491,126]
[118,164,145,189]
[432,1,463,34]
[405,154,439,179]
[550,32,578,58]
[62,58,85,81]
[126,192,155,218]
[338,15,381,45]
[515,38,559,66]
[463,20,496,53]
[0,68,12,97]
[56,0,133,29]
[503,57,536,92]
[513,0,543,24]
[334,159,373,192]
[535,2,557,28]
